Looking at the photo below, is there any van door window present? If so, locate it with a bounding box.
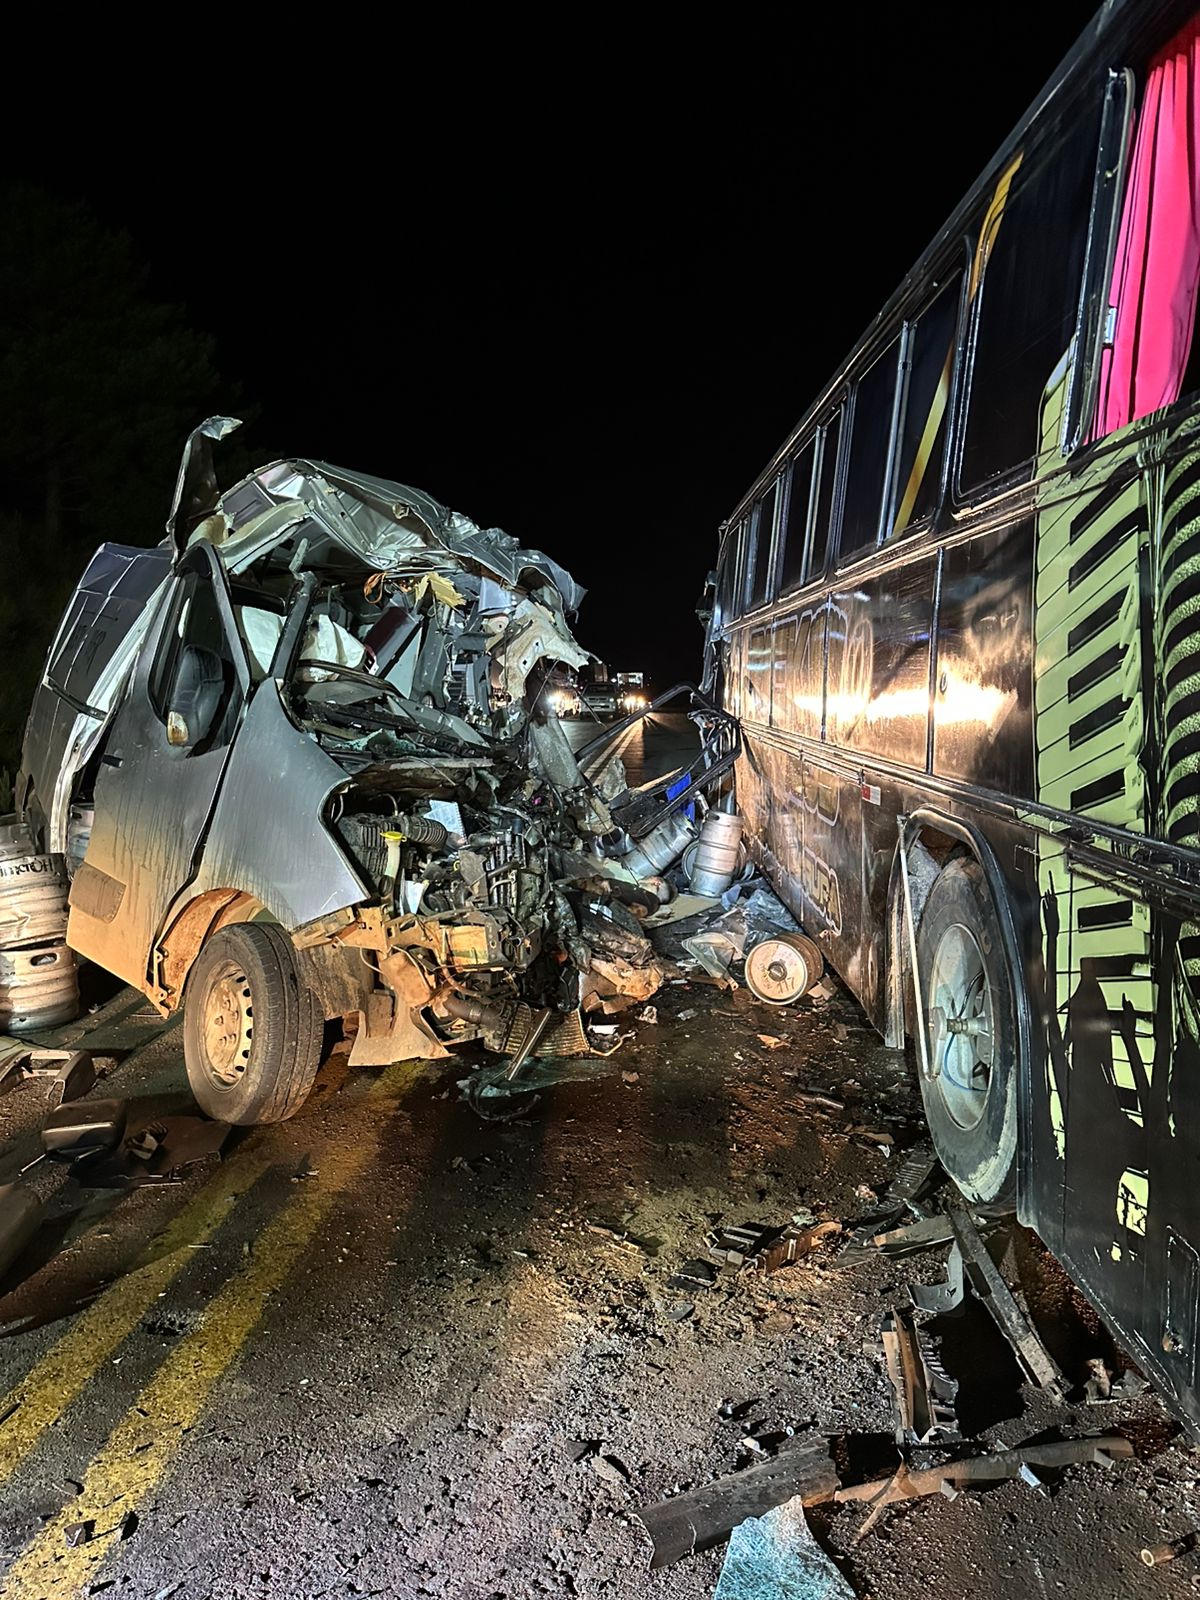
[149,570,242,751]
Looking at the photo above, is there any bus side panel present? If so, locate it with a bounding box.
[1025,422,1200,1429]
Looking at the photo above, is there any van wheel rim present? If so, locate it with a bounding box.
[203,959,254,1086]
[926,922,993,1130]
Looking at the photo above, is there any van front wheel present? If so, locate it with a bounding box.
[184,923,322,1124]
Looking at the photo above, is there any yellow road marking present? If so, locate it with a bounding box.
[0,1146,275,1492]
[0,1060,423,1598]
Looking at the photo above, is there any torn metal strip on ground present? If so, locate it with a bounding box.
[833,1433,1134,1543]
[635,1435,837,1571]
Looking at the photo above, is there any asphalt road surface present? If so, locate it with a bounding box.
[564,710,699,791]
[0,716,1195,1599]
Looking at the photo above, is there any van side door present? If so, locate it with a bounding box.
[68,542,250,989]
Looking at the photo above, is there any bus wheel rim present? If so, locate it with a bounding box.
[926,921,993,1131]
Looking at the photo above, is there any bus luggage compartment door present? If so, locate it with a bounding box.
[799,756,863,992]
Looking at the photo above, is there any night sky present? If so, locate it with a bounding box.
[23,9,1100,691]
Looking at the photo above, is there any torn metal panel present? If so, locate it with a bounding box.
[910,1242,966,1314]
[880,1307,960,1446]
[947,1208,1063,1395]
[634,1435,838,1570]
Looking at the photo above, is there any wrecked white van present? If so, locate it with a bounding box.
[17,419,714,1122]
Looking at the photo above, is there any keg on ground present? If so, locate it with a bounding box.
[688,810,745,897]
[0,815,80,1033]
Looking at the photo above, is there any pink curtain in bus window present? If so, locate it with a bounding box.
[1094,16,1200,437]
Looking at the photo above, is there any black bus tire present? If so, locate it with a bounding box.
[184,922,323,1125]
[915,856,1018,1206]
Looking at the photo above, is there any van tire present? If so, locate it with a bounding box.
[915,856,1018,1206]
[184,923,323,1125]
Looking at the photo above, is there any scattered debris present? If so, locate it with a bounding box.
[909,1243,966,1315]
[667,1301,695,1322]
[635,1434,838,1570]
[639,1006,658,1025]
[566,1437,602,1463]
[886,1142,941,1208]
[67,1114,233,1188]
[880,1307,960,1446]
[590,1453,630,1488]
[843,1125,894,1149]
[714,1498,856,1600]
[1084,1357,1113,1403]
[746,1222,841,1274]
[669,1259,719,1292]
[1140,1532,1198,1567]
[587,1221,659,1256]
[792,1091,845,1114]
[1,1048,101,1105]
[677,1009,698,1021]
[41,1098,127,1162]
[756,1034,788,1050]
[718,1398,763,1422]
[831,1435,1133,1541]
[0,1182,45,1281]
[709,1223,776,1267]
[741,886,802,940]
[682,906,747,987]
[64,1521,94,1548]
[461,1054,613,1111]
[870,1215,956,1256]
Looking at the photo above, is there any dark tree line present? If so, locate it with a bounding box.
[0,186,243,780]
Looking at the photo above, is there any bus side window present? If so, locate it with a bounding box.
[748,479,780,610]
[778,440,815,595]
[840,338,901,562]
[715,524,740,629]
[887,271,963,538]
[959,96,1102,491]
[808,411,842,579]
[1090,20,1200,438]
[734,517,750,613]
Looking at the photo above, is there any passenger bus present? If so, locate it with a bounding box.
[701,0,1200,1429]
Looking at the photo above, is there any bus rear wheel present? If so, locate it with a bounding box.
[915,856,1018,1206]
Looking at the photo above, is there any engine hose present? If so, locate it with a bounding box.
[442,993,502,1028]
[396,814,449,849]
